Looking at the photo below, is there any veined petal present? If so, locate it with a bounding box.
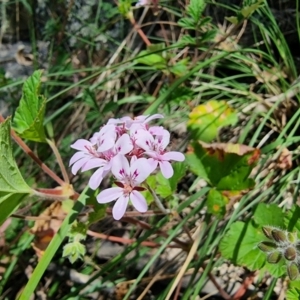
[81,157,107,172]
[159,160,173,178]
[71,139,92,151]
[115,134,133,154]
[130,158,152,183]
[97,187,123,203]
[71,157,89,175]
[112,195,129,220]
[89,167,105,190]
[149,126,164,136]
[162,151,185,162]
[97,137,115,152]
[131,190,148,213]
[111,154,130,181]
[135,130,154,151]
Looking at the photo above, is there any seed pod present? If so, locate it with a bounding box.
[284,246,297,261]
[287,232,298,244]
[258,241,276,252]
[262,226,273,239]
[271,229,287,243]
[267,251,281,264]
[287,262,299,281]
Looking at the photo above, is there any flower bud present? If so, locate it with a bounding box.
[287,262,299,281]
[271,229,287,243]
[287,232,298,244]
[284,246,297,261]
[267,251,281,264]
[257,241,276,252]
[262,226,273,239]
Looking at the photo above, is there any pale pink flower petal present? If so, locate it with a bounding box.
[71,157,90,175]
[69,152,86,166]
[97,187,123,203]
[115,134,133,154]
[81,157,106,172]
[111,154,130,181]
[161,130,170,149]
[71,139,93,151]
[163,151,185,162]
[135,130,154,151]
[113,195,129,220]
[89,167,106,190]
[131,190,148,212]
[159,160,173,178]
[148,158,159,172]
[130,158,152,183]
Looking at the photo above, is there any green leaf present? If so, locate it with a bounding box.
[186,141,260,190]
[0,118,32,225]
[253,203,284,228]
[287,281,300,300]
[188,100,238,142]
[135,50,167,70]
[187,0,206,22]
[13,70,47,143]
[241,0,264,18]
[207,189,227,217]
[63,241,86,264]
[219,221,266,271]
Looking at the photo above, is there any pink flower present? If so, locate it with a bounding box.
[69,139,106,175]
[108,114,163,130]
[136,129,185,178]
[88,134,133,189]
[90,124,117,152]
[97,155,151,220]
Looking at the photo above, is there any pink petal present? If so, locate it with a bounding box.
[69,152,86,166]
[89,167,105,190]
[111,154,130,180]
[71,139,92,151]
[131,190,148,213]
[97,187,123,203]
[135,130,154,151]
[148,158,159,173]
[159,161,173,178]
[81,158,106,172]
[97,137,115,152]
[149,126,164,136]
[71,157,89,175]
[112,195,129,220]
[130,158,152,183]
[161,130,170,149]
[162,151,185,162]
[144,114,164,123]
[115,134,133,154]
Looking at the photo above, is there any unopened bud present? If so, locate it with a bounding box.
[287,262,299,281]
[287,232,298,244]
[271,229,287,243]
[257,241,276,252]
[262,226,273,239]
[267,251,281,264]
[284,246,297,261]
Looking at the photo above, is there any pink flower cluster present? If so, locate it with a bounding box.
[69,114,185,220]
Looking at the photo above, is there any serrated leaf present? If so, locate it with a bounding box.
[219,221,266,271]
[287,281,300,300]
[13,70,47,142]
[253,203,284,228]
[0,118,32,225]
[188,100,238,142]
[63,241,86,264]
